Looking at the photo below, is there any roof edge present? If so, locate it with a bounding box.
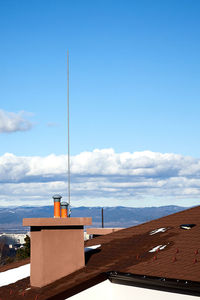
[108,271,200,297]
[45,273,107,300]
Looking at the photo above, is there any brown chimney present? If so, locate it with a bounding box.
[23,217,92,288]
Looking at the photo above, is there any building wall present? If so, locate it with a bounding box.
[67,280,199,300]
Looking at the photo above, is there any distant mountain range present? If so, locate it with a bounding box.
[0,205,189,233]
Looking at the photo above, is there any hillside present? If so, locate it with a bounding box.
[0,205,188,233]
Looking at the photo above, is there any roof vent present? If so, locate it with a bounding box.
[180,224,196,230]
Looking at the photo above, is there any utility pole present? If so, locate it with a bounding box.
[101,208,104,228]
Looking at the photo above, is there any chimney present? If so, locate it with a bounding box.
[53,194,62,218]
[61,202,69,218]
[23,195,92,288]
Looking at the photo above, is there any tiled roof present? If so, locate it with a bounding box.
[1,205,200,299]
[85,205,200,282]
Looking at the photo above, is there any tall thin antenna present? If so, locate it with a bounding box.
[67,50,71,216]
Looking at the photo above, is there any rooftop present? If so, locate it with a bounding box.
[1,205,200,299]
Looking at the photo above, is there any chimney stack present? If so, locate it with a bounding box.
[23,217,92,287]
[22,194,92,287]
[61,202,69,218]
[53,194,62,218]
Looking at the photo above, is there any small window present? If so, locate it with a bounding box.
[180,224,196,230]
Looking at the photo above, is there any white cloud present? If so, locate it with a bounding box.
[0,149,200,206]
[0,109,32,133]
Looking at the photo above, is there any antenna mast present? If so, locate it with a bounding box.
[67,50,71,216]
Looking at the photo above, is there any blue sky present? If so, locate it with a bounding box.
[0,1,200,207]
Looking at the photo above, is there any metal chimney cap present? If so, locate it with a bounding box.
[61,202,69,208]
[53,194,62,202]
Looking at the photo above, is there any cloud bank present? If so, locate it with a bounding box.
[0,109,32,133]
[0,149,200,207]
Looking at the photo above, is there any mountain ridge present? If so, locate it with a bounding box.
[0,205,190,233]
